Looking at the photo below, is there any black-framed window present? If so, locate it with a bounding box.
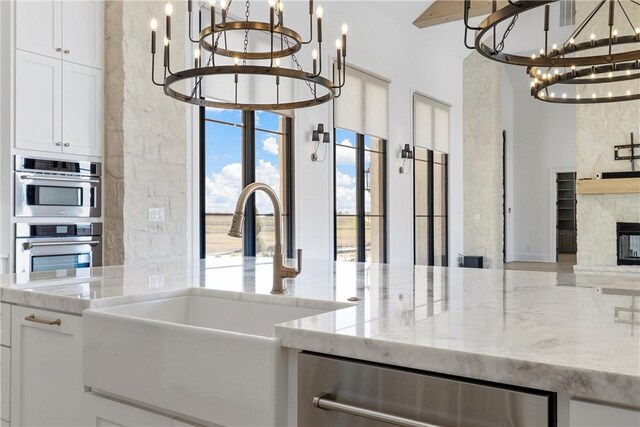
[414,147,448,266]
[199,108,294,259]
[334,128,387,263]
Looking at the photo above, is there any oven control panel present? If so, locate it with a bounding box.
[16,223,103,238]
[15,155,101,176]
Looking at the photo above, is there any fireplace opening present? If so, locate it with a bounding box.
[617,223,640,266]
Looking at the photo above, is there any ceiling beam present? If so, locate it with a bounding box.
[413,0,507,29]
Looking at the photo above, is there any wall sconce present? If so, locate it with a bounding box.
[399,144,414,174]
[311,123,330,162]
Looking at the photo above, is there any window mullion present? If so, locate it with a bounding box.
[285,117,295,259]
[356,134,366,263]
[199,106,206,259]
[428,150,435,266]
[243,111,256,257]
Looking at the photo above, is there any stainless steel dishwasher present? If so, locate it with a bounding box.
[298,352,554,427]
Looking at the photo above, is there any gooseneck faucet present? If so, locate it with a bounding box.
[228,182,302,294]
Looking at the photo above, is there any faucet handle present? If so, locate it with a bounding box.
[295,249,303,274]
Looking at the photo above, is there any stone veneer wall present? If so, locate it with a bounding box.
[463,52,504,268]
[574,1,640,270]
[104,0,188,265]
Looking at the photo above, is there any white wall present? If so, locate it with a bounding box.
[505,67,576,263]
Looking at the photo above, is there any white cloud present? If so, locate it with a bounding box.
[206,159,282,216]
[262,136,279,156]
[336,170,354,187]
[335,170,356,214]
[339,139,353,147]
[205,163,243,213]
[336,141,356,165]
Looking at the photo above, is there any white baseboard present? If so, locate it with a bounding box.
[513,253,551,262]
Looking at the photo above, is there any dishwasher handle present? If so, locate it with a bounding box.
[312,392,441,427]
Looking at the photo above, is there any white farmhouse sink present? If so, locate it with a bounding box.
[83,292,337,426]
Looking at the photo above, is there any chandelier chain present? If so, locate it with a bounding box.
[243,0,250,65]
[283,35,317,97]
[492,14,518,54]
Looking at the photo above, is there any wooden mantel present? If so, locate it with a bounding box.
[576,178,640,195]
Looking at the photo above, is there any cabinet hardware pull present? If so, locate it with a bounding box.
[55,141,63,146]
[64,49,70,54]
[312,392,441,427]
[25,314,62,326]
[56,48,62,52]
[63,142,70,147]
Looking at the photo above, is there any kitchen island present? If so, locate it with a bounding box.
[0,258,639,426]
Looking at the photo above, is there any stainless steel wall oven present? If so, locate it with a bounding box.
[14,156,101,218]
[15,223,103,274]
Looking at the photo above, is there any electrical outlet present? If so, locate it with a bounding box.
[149,207,165,222]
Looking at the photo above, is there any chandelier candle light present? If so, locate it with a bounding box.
[150,0,349,111]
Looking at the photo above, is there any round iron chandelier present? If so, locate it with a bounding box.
[529,60,640,103]
[463,0,640,104]
[149,0,348,111]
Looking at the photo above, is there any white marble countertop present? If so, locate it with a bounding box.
[1,258,639,407]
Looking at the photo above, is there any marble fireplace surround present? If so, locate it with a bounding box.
[574,193,640,274]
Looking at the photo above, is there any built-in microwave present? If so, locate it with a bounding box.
[14,156,101,218]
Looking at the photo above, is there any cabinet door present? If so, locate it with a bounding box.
[10,306,83,426]
[1,346,9,423]
[15,51,63,153]
[62,62,103,157]
[84,393,173,427]
[62,0,104,69]
[15,0,62,60]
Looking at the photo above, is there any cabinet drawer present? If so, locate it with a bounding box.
[298,353,553,427]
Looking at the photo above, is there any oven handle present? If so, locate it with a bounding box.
[19,174,100,184]
[312,392,441,427]
[23,240,100,250]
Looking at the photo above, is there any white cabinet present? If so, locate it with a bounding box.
[16,0,103,69]
[15,50,103,157]
[570,399,640,427]
[15,0,62,61]
[1,346,10,423]
[1,303,10,347]
[10,305,83,426]
[62,62,103,156]
[62,0,104,69]
[84,393,173,427]
[15,50,62,153]
[84,393,204,427]
[14,0,104,157]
